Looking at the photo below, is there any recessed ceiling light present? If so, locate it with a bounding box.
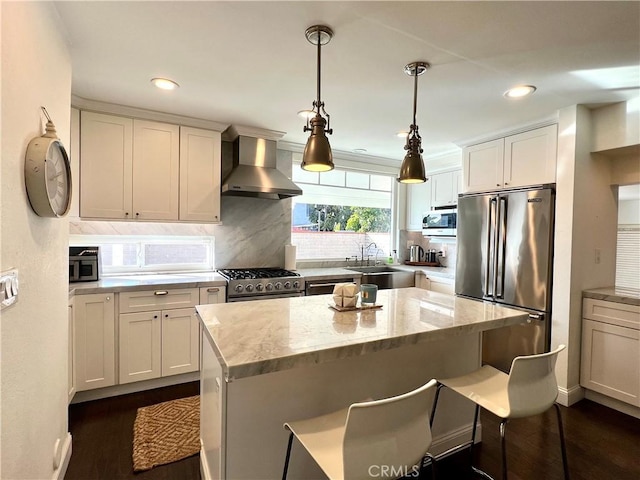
[151,77,180,90]
[353,148,367,154]
[504,85,536,98]
[297,110,315,119]
[396,131,409,138]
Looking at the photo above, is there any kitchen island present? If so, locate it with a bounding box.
[197,287,529,480]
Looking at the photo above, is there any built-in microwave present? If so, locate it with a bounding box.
[422,208,457,237]
[69,246,100,282]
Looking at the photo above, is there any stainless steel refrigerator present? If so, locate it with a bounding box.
[455,185,555,373]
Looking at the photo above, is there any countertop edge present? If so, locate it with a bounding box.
[583,287,640,306]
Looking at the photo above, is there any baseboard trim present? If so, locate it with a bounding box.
[557,384,584,407]
[51,432,72,480]
[200,446,212,480]
[431,422,479,457]
[584,390,640,419]
[71,372,199,404]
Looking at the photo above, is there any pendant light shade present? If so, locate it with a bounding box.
[301,25,334,172]
[398,61,430,183]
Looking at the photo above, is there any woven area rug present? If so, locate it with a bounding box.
[133,395,200,472]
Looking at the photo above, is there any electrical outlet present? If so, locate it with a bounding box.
[594,249,601,265]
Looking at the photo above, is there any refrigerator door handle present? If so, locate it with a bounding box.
[496,196,507,299]
[485,197,498,299]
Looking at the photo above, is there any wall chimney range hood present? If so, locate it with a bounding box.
[221,132,302,200]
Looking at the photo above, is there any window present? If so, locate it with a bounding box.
[69,235,214,275]
[291,160,395,260]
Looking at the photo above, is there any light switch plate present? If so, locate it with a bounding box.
[0,268,19,310]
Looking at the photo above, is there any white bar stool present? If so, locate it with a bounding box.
[430,345,569,480]
[282,379,438,480]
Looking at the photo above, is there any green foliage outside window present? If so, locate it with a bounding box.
[306,204,390,233]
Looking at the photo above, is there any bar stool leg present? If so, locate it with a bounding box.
[430,383,445,427]
[282,432,294,480]
[554,403,571,480]
[499,419,509,480]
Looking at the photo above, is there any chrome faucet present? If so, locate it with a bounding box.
[360,242,377,266]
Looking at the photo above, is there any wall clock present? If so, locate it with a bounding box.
[24,107,72,217]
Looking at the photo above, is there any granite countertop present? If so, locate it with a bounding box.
[583,287,640,306]
[197,287,528,381]
[69,272,227,296]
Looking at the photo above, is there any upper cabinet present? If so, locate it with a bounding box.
[405,179,432,231]
[462,124,558,193]
[79,111,221,223]
[431,170,462,208]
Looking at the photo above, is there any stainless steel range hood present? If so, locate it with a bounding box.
[221,135,302,200]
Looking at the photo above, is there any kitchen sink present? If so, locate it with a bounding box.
[345,266,414,289]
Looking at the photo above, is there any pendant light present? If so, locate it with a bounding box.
[301,25,334,172]
[398,61,430,183]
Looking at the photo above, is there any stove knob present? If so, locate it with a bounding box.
[245,284,254,293]
[234,284,244,293]
[265,283,274,291]
[255,283,264,292]
[293,280,300,289]
[274,282,283,290]
[284,281,292,289]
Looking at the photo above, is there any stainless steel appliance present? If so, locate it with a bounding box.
[305,276,359,296]
[422,208,457,237]
[217,268,305,302]
[408,245,425,262]
[69,246,100,282]
[455,185,555,372]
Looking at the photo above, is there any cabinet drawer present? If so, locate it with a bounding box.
[119,288,199,313]
[582,298,640,330]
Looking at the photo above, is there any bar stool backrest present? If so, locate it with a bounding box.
[507,344,566,418]
[342,379,437,480]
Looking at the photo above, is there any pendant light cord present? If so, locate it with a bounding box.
[411,68,418,130]
[316,35,322,110]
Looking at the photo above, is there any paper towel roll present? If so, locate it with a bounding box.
[285,245,297,271]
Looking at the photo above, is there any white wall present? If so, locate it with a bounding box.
[552,105,618,406]
[1,2,72,478]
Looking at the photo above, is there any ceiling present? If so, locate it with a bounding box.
[54,1,640,167]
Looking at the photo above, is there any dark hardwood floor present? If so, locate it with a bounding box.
[66,382,640,480]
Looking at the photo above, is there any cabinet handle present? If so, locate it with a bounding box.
[153,315,158,319]
[125,212,129,217]
[206,288,220,293]
[496,183,500,187]
[105,296,111,301]
[154,291,169,296]
[165,314,169,318]
[135,212,140,217]
[504,182,509,185]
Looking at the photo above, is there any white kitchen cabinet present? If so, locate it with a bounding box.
[118,289,200,384]
[68,299,76,403]
[180,127,221,222]
[580,298,640,407]
[431,170,462,207]
[80,111,133,219]
[462,124,557,193]
[416,273,455,295]
[80,111,221,222]
[132,119,180,220]
[74,293,116,392]
[199,286,227,305]
[405,179,432,230]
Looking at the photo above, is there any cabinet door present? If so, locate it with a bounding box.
[180,127,222,222]
[68,300,76,403]
[162,308,200,376]
[462,139,504,192]
[132,119,180,220]
[80,112,133,219]
[119,310,162,384]
[581,319,639,406]
[74,293,116,391]
[504,124,557,188]
[199,286,227,305]
[405,180,431,230]
[452,170,462,203]
[431,171,461,207]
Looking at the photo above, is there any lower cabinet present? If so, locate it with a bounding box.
[581,298,640,407]
[417,274,455,295]
[119,289,200,384]
[200,286,227,304]
[74,293,116,392]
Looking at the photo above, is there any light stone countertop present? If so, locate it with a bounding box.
[197,287,528,381]
[69,272,227,296]
[583,287,640,306]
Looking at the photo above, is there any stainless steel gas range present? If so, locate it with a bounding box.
[217,268,305,302]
